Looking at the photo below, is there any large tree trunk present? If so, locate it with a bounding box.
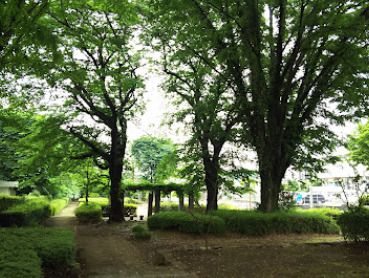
[258,152,286,212]
[154,189,161,213]
[109,159,124,222]
[204,159,219,211]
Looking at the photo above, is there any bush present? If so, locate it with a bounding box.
[0,198,51,227]
[337,207,369,242]
[131,225,151,240]
[124,203,137,217]
[210,210,339,236]
[75,203,102,223]
[148,211,226,235]
[0,227,75,277]
[0,195,24,212]
[50,199,69,216]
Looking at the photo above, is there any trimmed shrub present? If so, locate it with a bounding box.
[148,211,226,235]
[75,203,102,223]
[50,199,69,216]
[0,198,51,226]
[0,227,75,277]
[211,210,340,236]
[337,207,369,242]
[131,224,151,240]
[0,195,24,212]
[0,240,41,278]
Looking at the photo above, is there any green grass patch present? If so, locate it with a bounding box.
[148,211,226,235]
[210,209,340,236]
[337,207,369,242]
[0,227,75,277]
[75,203,102,223]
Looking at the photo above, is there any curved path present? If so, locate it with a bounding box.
[47,202,196,278]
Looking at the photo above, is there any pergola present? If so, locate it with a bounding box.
[123,182,194,216]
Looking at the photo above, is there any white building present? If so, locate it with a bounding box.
[0,181,18,195]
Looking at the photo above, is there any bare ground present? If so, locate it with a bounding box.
[47,203,369,278]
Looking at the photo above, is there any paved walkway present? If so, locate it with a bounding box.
[47,202,196,278]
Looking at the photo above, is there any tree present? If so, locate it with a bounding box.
[46,0,143,221]
[164,62,239,210]
[131,136,177,183]
[146,0,369,212]
[0,109,87,197]
[348,121,369,168]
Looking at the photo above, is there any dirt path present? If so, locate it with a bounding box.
[47,202,196,278]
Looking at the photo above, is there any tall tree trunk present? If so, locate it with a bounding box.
[258,153,286,212]
[178,193,184,211]
[188,192,194,210]
[147,192,153,217]
[154,189,161,213]
[109,159,124,222]
[204,160,219,211]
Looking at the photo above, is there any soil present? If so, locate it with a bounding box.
[47,203,369,278]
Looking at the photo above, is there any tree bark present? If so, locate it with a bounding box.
[147,192,153,217]
[258,153,286,212]
[178,193,184,211]
[204,159,219,211]
[154,189,161,213]
[188,192,194,210]
[109,160,124,222]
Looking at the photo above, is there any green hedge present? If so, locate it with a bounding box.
[50,199,69,216]
[0,195,24,212]
[0,227,75,277]
[210,210,340,236]
[148,211,226,234]
[337,207,369,242]
[0,198,51,227]
[75,203,102,223]
[78,198,138,217]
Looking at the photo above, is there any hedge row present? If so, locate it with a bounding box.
[0,194,24,211]
[210,210,340,235]
[0,198,51,226]
[75,203,102,223]
[148,211,226,234]
[50,199,69,216]
[337,207,369,242]
[148,209,340,236]
[0,227,75,277]
[78,197,138,217]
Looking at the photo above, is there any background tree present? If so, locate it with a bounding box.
[0,109,87,197]
[147,0,369,212]
[46,0,143,221]
[348,121,369,169]
[131,136,178,183]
